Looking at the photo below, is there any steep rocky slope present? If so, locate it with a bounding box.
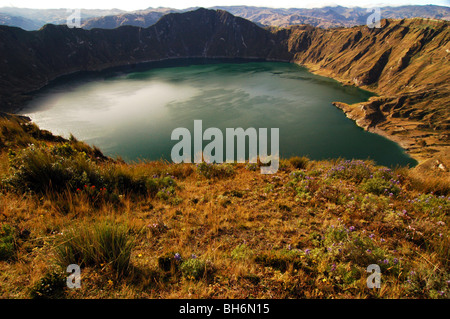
[286,18,449,168]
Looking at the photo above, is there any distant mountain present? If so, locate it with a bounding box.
[0,7,126,30]
[1,5,449,30]
[81,8,178,29]
[80,5,450,30]
[213,5,450,28]
[0,13,41,31]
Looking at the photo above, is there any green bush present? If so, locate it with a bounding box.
[55,221,134,277]
[180,258,206,280]
[196,162,235,179]
[29,269,66,299]
[4,144,178,200]
[102,169,148,195]
[231,244,253,260]
[5,144,103,194]
[327,159,372,183]
[0,224,15,261]
[361,177,401,197]
[406,266,450,298]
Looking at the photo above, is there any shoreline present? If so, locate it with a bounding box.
[295,61,449,174]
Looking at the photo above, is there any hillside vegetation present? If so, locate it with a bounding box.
[0,116,448,299]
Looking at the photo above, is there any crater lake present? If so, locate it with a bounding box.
[20,59,417,167]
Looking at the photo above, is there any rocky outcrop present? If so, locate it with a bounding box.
[287,18,449,169]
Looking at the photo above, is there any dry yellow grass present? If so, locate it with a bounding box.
[0,117,448,299]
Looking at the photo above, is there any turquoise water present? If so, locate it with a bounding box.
[21,59,417,167]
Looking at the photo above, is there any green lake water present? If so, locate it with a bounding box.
[20,59,417,167]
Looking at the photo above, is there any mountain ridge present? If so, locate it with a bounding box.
[1,5,449,30]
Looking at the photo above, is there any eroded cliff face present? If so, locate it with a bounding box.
[0,9,448,171]
[287,18,449,169]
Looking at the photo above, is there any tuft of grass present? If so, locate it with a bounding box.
[0,119,36,150]
[231,244,253,261]
[288,156,310,170]
[54,221,134,277]
[405,173,450,196]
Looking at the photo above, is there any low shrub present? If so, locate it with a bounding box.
[5,144,103,194]
[406,266,450,298]
[4,144,179,201]
[0,224,15,261]
[327,159,373,183]
[361,177,401,197]
[196,162,235,179]
[289,156,309,170]
[180,258,206,280]
[29,269,66,299]
[54,221,134,277]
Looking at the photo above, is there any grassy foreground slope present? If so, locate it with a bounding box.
[0,116,448,299]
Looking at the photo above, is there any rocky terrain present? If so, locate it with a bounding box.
[0,8,448,173]
[286,19,449,171]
